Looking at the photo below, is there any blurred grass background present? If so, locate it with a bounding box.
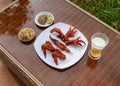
[70,0,120,32]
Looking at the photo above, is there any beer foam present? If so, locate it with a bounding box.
[92,37,106,47]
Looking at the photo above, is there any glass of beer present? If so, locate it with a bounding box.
[89,33,109,60]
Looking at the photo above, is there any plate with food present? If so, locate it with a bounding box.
[34,22,88,69]
[18,28,35,42]
[34,11,54,27]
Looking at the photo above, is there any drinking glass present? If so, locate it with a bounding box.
[89,33,109,60]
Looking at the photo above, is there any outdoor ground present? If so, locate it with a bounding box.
[70,0,120,32]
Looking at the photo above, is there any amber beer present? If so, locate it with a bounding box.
[89,33,109,60]
[90,48,101,58]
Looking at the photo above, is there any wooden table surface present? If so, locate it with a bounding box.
[0,0,120,86]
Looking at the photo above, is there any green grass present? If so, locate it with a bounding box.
[70,0,120,32]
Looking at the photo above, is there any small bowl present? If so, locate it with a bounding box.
[18,28,35,42]
[34,11,54,27]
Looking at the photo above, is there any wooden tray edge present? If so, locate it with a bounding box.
[0,0,18,13]
[0,44,44,86]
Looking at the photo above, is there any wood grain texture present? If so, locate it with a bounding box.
[0,58,19,86]
[0,0,120,86]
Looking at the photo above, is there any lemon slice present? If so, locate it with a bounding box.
[47,15,53,24]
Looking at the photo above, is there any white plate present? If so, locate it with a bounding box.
[34,11,54,27]
[34,22,88,69]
